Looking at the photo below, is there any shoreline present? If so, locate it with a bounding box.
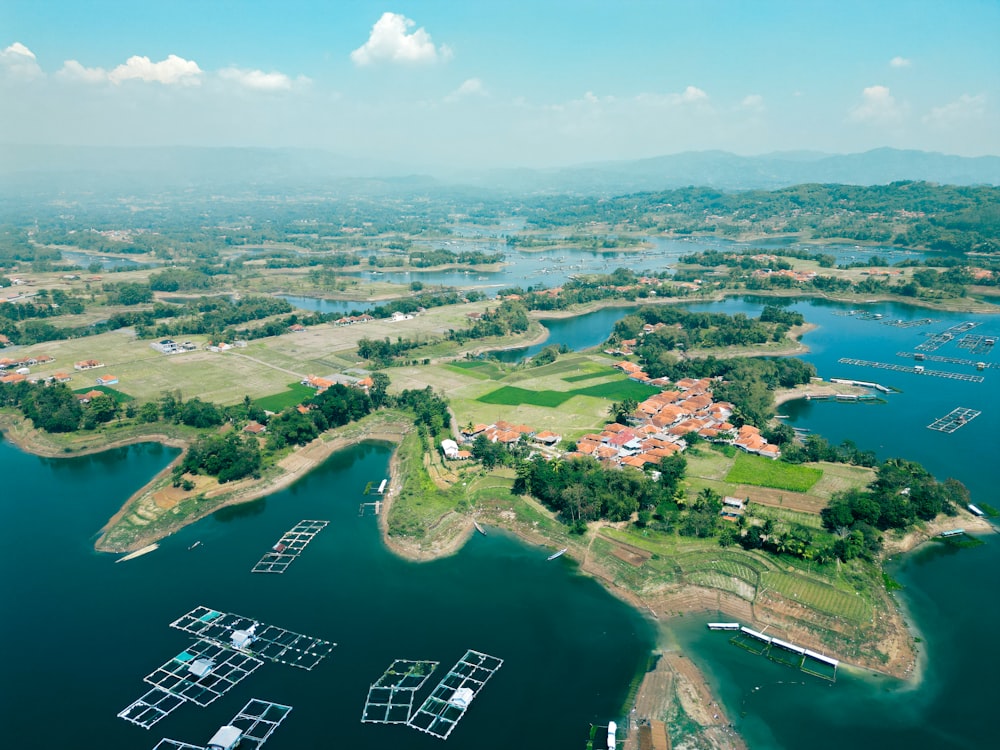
[1,417,992,748]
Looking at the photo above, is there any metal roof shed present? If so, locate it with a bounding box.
[207,725,242,750]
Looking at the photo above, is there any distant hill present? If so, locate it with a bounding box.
[2,144,998,197]
[466,148,1000,193]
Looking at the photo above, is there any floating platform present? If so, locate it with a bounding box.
[837,358,984,383]
[251,520,328,574]
[358,501,381,517]
[882,318,935,328]
[707,622,740,631]
[170,606,336,670]
[829,377,892,393]
[940,529,966,538]
[143,638,264,707]
[407,649,504,740]
[721,624,838,681]
[927,407,981,433]
[361,660,440,724]
[119,687,188,729]
[897,351,999,369]
[916,321,980,353]
[152,698,292,750]
[957,334,996,355]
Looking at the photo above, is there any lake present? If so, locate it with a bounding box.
[0,438,653,749]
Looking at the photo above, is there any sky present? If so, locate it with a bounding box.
[2,0,998,169]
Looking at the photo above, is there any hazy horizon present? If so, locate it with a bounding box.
[2,1,998,170]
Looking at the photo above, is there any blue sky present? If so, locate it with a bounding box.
[2,1,998,167]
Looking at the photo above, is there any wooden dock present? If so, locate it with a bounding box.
[927,407,981,433]
[837,358,985,383]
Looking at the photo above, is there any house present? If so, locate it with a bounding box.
[532,430,561,446]
[74,359,104,371]
[243,421,267,435]
[390,311,414,321]
[0,372,26,384]
[302,375,336,391]
[52,372,72,383]
[76,389,104,403]
[96,375,119,386]
[441,439,460,459]
[151,339,180,354]
[288,323,306,333]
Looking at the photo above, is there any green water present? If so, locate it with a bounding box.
[0,438,653,748]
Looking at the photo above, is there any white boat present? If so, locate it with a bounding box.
[547,548,568,561]
[473,521,487,536]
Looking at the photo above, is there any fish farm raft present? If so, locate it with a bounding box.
[119,607,334,730]
[708,623,839,681]
[251,519,328,574]
[837,358,985,383]
[361,659,440,724]
[152,698,292,750]
[927,407,981,433]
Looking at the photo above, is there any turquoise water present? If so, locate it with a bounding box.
[0,439,653,748]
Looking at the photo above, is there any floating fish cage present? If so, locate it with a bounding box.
[719,625,838,682]
[406,650,504,740]
[170,606,336,670]
[927,407,981,433]
[362,659,440,724]
[120,608,334,729]
[251,519,328,574]
[152,698,292,750]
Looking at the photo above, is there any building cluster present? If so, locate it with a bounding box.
[751,268,817,284]
[300,373,374,394]
[150,339,198,355]
[455,421,562,453]
[562,371,780,468]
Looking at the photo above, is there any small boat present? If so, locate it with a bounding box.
[188,541,202,550]
[473,521,487,536]
[547,548,568,561]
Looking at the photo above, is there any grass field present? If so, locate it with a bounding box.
[562,370,613,382]
[253,382,314,412]
[725,452,823,492]
[477,377,656,407]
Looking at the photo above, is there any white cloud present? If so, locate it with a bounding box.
[923,94,987,128]
[445,77,486,102]
[849,85,905,124]
[636,85,709,107]
[889,56,911,68]
[1,41,43,80]
[350,12,451,66]
[58,59,110,83]
[109,54,202,85]
[741,94,765,111]
[678,85,707,103]
[219,67,305,92]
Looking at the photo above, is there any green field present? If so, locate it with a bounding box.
[252,382,315,412]
[74,385,134,402]
[725,452,823,492]
[562,370,613,383]
[477,377,656,407]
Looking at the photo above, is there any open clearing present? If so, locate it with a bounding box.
[724,452,823,492]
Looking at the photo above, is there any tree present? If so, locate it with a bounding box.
[369,372,391,408]
[608,398,638,425]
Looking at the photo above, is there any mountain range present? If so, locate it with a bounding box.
[2,145,998,197]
